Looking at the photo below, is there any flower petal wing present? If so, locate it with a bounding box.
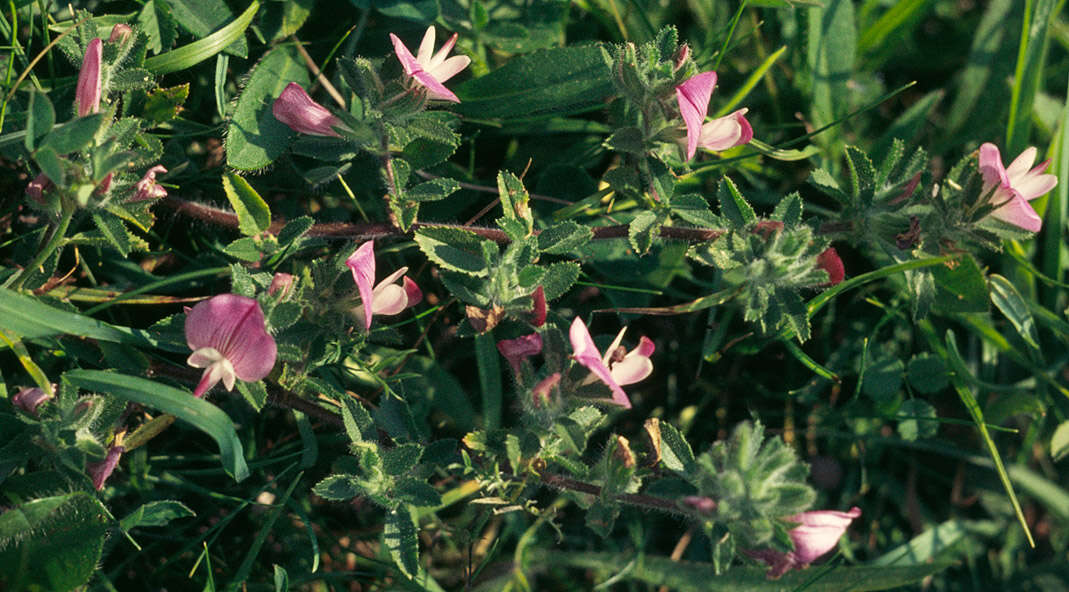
[569,317,632,408]
[675,71,717,161]
[346,241,377,331]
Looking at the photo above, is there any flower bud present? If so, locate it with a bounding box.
[816,247,844,286]
[76,38,102,117]
[268,272,295,300]
[108,24,133,43]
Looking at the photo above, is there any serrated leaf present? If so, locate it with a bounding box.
[541,261,580,300]
[384,507,419,578]
[223,172,271,235]
[497,170,532,228]
[628,211,666,255]
[339,395,374,444]
[0,493,111,592]
[538,221,593,254]
[382,444,423,476]
[717,176,756,227]
[771,192,803,227]
[223,237,262,262]
[91,212,131,256]
[120,500,195,530]
[659,422,695,473]
[225,43,308,170]
[988,274,1039,350]
[312,474,362,501]
[809,167,849,203]
[603,126,645,155]
[414,227,492,277]
[670,194,721,227]
[408,178,459,202]
[394,479,442,507]
[40,114,105,155]
[235,380,268,412]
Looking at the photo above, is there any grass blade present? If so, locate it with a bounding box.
[144,1,259,75]
[1006,0,1060,153]
[64,369,250,482]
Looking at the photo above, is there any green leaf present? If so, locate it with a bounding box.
[896,399,938,441]
[311,474,362,501]
[540,261,580,301]
[628,211,666,255]
[138,0,178,54]
[497,170,532,227]
[906,353,948,394]
[24,89,55,152]
[33,146,64,186]
[351,0,439,21]
[603,126,645,155]
[235,380,268,412]
[946,0,1014,134]
[225,43,308,170]
[988,274,1040,350]
[261,0,313,41]
[168,0,248,58]
[413,227,493,277]
[144,0,259,74]
[40,114,105,155]
[475,333,502,429]
[670,194,721,227]
[141,84,190,124]
[931,255,988,313]
[384,507,419,578]
[717,176,756,227]
[454,45,613,120]
[1053,421,1069,462]
[382,444,424,476]
[806,0,856,131]
[538,221,593,254]
[120,500,195,530]
[407,178,459,202]
[861,355,904,402]
[64,370,250,481]
[339,394,375,443]
[874,519,968,566]
[222,172,271,235]
[659,421,695,473]
[91,211,131,257]
[0,493,111,592]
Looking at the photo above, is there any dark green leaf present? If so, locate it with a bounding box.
[91,212,131,257]
[168,0,248,57]
[25,90,55,152]
[312,474,362,501]
[540,261,580,300]
[41,114,105,155]
[717,177,756,227]
[988,274,1039,350]
[897,399,938,441]
[906,353,948,394]
[455,45,612,119]
[384,507,420,578]
[539,221,593,254]
[414,227,493,277]
[120,500,195,530]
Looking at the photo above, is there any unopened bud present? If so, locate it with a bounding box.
[108,24,133,43]
[268,272,295,299]
[531,372,561,408]
[529,286,546,327]
[673,43,691,71]
[682,495,717,515]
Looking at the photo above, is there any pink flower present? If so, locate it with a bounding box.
[978,143,1058,232]
[675,71,752,161]
[390,26,471,103]
[272,82,343,137]
[346,241,422,331]
[12,385,54,416]
[25,173,53,203]
[76,38,102,117]
[108,24,132,44]
[497,333,543,374]
[749,507,862,579]
[569,317,655,409]
[131,165,168,201]
[185,294,277,398]
[87,445,124,490]
[816,247,844,286]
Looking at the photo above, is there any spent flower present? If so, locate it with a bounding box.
[12,385,54,416]
[390,26,471,103]
[131,165,168,201]
[346,241,422,331]
[273,82,344,137]
[185,294,277,398]
[497,333,543,374]
[978,143,1057,232]
[87,444,124,491]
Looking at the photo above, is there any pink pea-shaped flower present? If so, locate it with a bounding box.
[185,294,277,398]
